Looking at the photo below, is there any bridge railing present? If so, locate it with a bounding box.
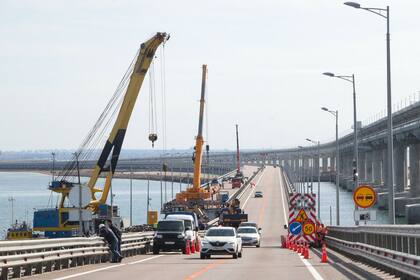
[327,225,420,278]
[0,232,153,280]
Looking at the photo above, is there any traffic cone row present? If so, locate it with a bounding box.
[195,238,201,252]
[321,244,328,263]
[287,238,311,260]
[191,240,196,253]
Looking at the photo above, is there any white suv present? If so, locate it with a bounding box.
[200,227,243,259]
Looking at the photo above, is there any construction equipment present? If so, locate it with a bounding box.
[33,32,169,238]
[175,65,213,202]
[231,125,244,188]
[219,198,248,228]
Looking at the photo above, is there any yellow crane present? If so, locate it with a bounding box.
[33,32,169,237]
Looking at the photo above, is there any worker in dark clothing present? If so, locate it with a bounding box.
[98,224,121,263]
[106,219,123,261]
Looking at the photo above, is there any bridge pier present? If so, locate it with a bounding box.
[394,144,406,193]
[372,149,382,185]
[359,151,366,182]
[365,150,373,183]
[409,144,420,197]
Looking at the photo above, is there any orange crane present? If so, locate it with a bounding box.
[176,65,212,202]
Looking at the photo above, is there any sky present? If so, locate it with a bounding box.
[1,0,419,152]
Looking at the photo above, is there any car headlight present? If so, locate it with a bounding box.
[228,242,235,245]
[177,233,185,239]
[155,234,163,238]
[201,240,209,245]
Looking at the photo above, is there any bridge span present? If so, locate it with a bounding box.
[23,166,401,280]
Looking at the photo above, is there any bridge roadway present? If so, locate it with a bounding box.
[30,166,392,280]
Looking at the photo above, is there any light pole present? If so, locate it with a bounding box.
[344,1,394,224]
[322,107,340,225]
[307,138,321,220]
[323,72,358,188]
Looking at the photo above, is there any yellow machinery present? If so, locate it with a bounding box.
[33,33,169,237]
[176,65,212,202]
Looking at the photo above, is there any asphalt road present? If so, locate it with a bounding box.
[30,166,395,280]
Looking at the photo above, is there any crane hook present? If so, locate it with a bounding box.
[148,133,158,147]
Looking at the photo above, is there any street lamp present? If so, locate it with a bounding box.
[322,107,340,225]
[323,72,359,187]
[307,138,321,220]
[344,1,394,224]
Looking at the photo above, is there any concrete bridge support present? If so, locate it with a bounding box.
[372,149,382,185]
[394,144,406,193]
[359,152,366,182]
[322,157,328,172]
[331,155,336,172]
[409,144,420,197]
[365,150,373,183]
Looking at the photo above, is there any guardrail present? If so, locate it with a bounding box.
[0,232,154,280]
[327,225,420,279]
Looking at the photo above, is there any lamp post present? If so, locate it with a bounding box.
[322,107,340,225]
[344,1,394,224]
[307,138,321,220]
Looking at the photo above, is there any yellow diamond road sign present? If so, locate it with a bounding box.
[353,185,377,208]
[295,209,308,223]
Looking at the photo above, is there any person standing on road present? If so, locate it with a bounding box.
[107,219,123,261]
[98,223,121,263]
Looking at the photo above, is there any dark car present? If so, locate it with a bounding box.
[153,220,187,254]
[254,191,263,198]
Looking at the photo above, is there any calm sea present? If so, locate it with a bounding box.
[0,172,188,239]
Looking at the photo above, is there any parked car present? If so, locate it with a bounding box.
[237,226,261,247]
[254,191,263,198]
[153,220,187,254]
[164,214,198,250]
[200,227,242,259]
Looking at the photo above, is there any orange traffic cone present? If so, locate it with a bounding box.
[321,244,328,263]
[196,238,201,252]
[300,243,305,256]
[293,242,297,252]
[297,243,302,254]
[185,240,191,255]
[191,240,196,253]
[289,241,293,250]
[304,244,309,259]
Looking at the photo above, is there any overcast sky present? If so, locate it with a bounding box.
[1,0,419,152]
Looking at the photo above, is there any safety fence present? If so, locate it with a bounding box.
[0,232,154,280]
[327,226,420,279]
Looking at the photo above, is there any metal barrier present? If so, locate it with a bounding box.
[0,232,154,279]
[327,226,420,279]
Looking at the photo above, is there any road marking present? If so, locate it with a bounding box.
[278,168,289,224]
[52,255,163,280]
[242,169,265,209]
[299,255,325,280]
[128,254,163,265]
[184,259,225,280]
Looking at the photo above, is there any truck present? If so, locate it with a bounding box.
[219,198,248,228]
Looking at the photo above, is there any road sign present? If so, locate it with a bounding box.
[295,209,308,223]
[354,210,377,221]
[353,185,377,208]
[303,221,315,235]
[289,221,302,236]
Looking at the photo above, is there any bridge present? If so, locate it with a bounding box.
[1,166,419,280]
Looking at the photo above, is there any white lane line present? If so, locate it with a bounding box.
[52,255,163,280]
[128,254,163,265]
[242,169,265,209]
[278,168,289,224]
[300,255,325,280]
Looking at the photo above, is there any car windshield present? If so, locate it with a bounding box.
[240,223,257,228]
[206,228,235,237]
[157,221,184,232]
[237,228,257,234]
[255,192,262,194]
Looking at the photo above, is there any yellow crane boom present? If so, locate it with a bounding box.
[88,32,169,211]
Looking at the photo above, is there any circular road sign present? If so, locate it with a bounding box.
[289,221,302,236]
[353,185,377,208]
[303,221,315,235]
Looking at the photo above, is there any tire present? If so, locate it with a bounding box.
[233,252,238,259]
[256,243,260,248]
[182,247,187,254]
[238,250,242,258]
[153,247,159,255]
[207,255,211,259]
[200,253,206,259]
